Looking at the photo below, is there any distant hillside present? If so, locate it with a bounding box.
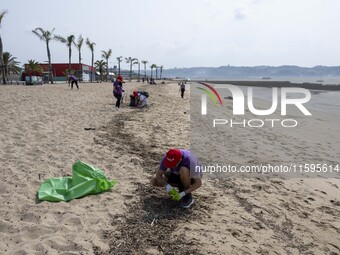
[163,65,340,79]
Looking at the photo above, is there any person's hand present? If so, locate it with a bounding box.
[166,184,185,201]
[170,191,186,201]
[166,184,178,200]
[168,188,180,201]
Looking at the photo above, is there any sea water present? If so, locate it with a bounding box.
[221,85,340,116]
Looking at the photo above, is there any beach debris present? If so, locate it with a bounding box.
[330,200,340,206]
[84,127,96,131]
[37,160,117,202]
[150,218,157,226]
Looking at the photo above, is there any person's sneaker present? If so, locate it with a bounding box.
[179,193,194,208]
[115,106,119,111]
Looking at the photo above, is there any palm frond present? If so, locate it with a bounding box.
[0,10,8,27]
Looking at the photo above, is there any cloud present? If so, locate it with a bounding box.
[234,7,248,20]
[251,0,262,4]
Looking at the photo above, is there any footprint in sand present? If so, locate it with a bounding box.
[315,189,327,195]
[330,200,340,206]
[327,182,339,189]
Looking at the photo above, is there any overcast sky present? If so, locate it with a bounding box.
[1,0,340,69]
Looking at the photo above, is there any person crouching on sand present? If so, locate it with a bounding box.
[151,148,202,208]
[69,75,79,90]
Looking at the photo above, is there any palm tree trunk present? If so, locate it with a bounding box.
[47,42,53,84]
[118,61,121,76]
[5,65,8,83]
[106,58,108,82]
[129,62,132,81]
[91,52,94,82]
[79,51,82,82]
[0,36,6,84]
[144,64,146,79]
[68,47,71,75]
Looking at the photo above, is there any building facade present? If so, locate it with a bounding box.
[39,63,96,82]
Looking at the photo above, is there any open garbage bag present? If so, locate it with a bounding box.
[38,161,117,202]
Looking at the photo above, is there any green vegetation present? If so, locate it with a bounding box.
[102,49,112,82]
[95,59,106,82]
[2,51,21,83]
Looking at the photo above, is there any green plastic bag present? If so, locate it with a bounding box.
[38,161,117,202]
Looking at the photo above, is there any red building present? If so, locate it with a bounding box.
[39,63,96,82]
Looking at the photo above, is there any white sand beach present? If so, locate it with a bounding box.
[0,81,339,255]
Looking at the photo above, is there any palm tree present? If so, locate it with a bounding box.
[32,27,55,83]
[117,56,123,76]
[132,59,138,80]
[0,10,8,84]
[86,38,95,82]
[159,65,164,79]
[125,57,138,81]
[25,59,42,85]
[74,35,84,81]
[150,64,157,79]
[54,34,75,76]
[95,60,106,82]
[2,52,21,83]
[102,49,112,82]
[141,60,148,79]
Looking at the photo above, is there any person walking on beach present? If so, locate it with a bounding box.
[113,76,124,110]
[179,82,185,98]
[69,75,79,90]
[151,148,202,208]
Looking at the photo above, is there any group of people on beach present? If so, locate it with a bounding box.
[113,77,201,208]
[142,77,156,85]
[113,76,149,110]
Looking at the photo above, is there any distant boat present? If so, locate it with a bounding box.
[316,79,324,83]
[262,77,271,80]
